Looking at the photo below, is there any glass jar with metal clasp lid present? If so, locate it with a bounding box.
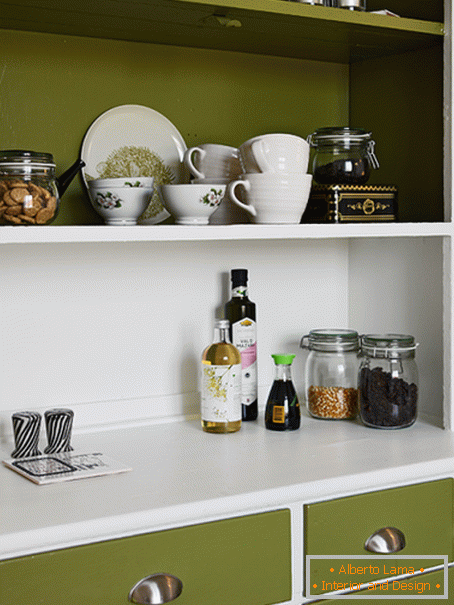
[0,150,61,225]
[358,334,418,429]
[300,329,360,420]
[307,127,379,185]
[0,150,83,226]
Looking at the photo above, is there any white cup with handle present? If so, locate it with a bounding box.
[184,144,242,181]
[227,172,313,224]
[239,133,310,174]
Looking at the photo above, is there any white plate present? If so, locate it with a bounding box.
[81,105,189,224]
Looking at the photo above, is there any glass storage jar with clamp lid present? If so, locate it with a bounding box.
[0,150,61,225]
[359,334,418,429]
[300,329,360,420]
[307,127,379,185]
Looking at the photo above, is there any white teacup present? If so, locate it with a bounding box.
[158,183,227,225]
[184,144,242,181]
[239,133,310,174]
[227,173,313,224]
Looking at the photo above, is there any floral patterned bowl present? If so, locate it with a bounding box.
[88,177,155,189]
[157,183,226,225]
[87,178,154,225]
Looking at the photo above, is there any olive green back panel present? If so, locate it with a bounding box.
[0,509,292,605]
[0,28,348,225]
[365,1,443,22]
[305,479,453,592]
[350,44,443,222]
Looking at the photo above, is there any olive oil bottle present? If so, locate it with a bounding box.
[225,268,258,420]
[201,319,242,433]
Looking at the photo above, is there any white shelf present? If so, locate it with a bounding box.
[0,222,451,245]
[1,415,453,561]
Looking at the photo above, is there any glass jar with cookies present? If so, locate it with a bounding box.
[0,150,60,225]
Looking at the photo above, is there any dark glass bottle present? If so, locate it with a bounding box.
[265,354,300,431]
[225,268,258,420]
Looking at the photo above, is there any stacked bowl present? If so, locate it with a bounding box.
[158,144,241,225]
[228,133,312,224]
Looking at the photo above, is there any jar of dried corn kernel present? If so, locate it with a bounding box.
[300,329,360,420]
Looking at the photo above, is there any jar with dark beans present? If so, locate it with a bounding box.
[359,366,417,428]
[358,334,418,429]
[307,127,379,185]
[313,158,370,185]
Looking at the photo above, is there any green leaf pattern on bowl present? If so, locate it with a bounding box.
[201,188,223,207]
[95,191,122,209]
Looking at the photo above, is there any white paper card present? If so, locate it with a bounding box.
[2,451,132,484]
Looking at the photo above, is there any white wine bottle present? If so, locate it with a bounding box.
[201,319,242,433]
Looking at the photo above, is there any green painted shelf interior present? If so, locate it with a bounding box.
[0,0,443,61]
[0,0,445,225]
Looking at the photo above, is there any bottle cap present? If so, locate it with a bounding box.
[271,354,295,365]
[215,319,230,329]
[231,268,248,287]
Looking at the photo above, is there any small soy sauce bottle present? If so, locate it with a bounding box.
[265,354,300,431]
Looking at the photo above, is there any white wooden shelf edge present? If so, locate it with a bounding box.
[0,222,452,244]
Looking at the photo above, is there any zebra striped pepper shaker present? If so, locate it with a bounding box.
[44,408,74,454]
[11,411,42,458]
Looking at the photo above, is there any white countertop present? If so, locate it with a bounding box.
[2,414,454,561]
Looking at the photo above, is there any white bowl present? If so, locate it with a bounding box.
[87,180,154,225]
[88,177,155,188]
[157,184,226,225]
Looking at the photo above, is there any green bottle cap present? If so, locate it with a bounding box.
[271,354,295,365]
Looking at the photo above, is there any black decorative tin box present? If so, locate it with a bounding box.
[302,184,398,223]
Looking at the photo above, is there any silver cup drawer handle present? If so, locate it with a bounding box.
[128,573,183,604]
[364,527,406,554]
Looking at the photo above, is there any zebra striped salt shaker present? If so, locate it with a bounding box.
[44,408,74,454]
[11,411,42,458]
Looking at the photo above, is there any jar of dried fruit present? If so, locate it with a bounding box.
[307,127,379,185]
[300,329,360,420]
[358,334,418,429]
[0,150,60,225]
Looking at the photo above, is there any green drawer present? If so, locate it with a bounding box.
[0,509,291,605]
[314,566,453,603]
[305,479,453,595]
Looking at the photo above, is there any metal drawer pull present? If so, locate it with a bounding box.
[364,527,406,554]
[129,573,183,604]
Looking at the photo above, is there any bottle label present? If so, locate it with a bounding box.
[272,406,286,423]
[201,363,241,422]
[232,318,257,405]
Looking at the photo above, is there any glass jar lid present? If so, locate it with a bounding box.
[338,0,365,9]
[307,127,372,147]
[361,334,418,357]
[301,328,360,352]
[0,150,55,168]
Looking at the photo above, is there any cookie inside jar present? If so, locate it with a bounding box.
[0,150,60,226]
